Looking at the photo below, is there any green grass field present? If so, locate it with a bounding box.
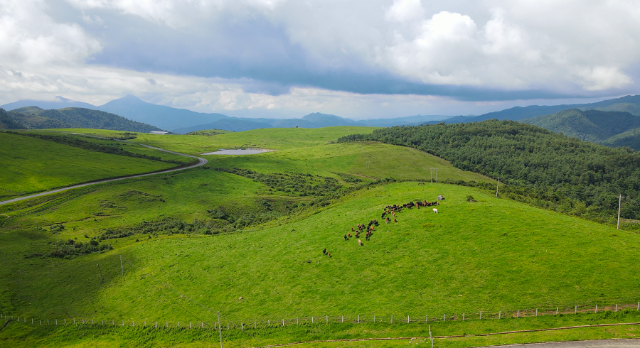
[63,127,378,154]
[0,132,187,199]
[1,127,637,347]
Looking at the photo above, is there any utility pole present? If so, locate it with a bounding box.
[496,177,500,198]
[430,168,438,183]
[617,194,622,230]
[218,312,223,348]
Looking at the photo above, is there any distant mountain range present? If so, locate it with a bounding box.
[0,106,161,132]
[1,96,445,132]
[432,95,640,124]
[4,94,640,138]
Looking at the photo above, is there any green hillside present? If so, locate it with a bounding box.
[587,102,640,116]
[1,182,639,346]
[0,132,186,198]
[6,107,162,132]
[523,109,640,145]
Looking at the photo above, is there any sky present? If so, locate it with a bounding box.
[1,0,640,119]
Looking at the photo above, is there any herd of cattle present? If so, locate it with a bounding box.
[322,195,445,256]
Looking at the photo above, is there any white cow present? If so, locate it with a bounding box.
[432,208,438,213]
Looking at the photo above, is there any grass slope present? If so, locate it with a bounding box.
[1,183,637,324]
[0,132,183,198]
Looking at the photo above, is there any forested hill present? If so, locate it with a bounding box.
[1,107,162,132]
[0,109,26,129]
[338,120,640,221]
[523,109,640,150]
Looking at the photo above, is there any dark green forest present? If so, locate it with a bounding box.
[0,106,162,132]
[339,120,640,223]
[523,109,640,149]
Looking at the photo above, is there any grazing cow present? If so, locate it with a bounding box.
[323,248,327,255]
[358,239,362,246]
[348,233,352,238]
[351,227,354,232]
[393,218,397,223]
[344,234,348,241]
[386,217,390,224]
[328,252,332,258]
[433,208,438,213]
[438,195,445,201]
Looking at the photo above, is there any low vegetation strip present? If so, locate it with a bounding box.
[6,131,183,164]
[339,120,640,224]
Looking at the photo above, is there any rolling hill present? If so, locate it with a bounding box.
[2,107,162,132]
[522,109,640,149]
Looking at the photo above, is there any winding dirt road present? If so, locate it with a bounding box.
[0,144,207,206]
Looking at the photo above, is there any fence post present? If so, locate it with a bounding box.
[575,305,577,314]
[479,312,482,320]
[499,311,501,319]
[312,317,314,324]
[374,315,376,323]
[357,315,359,323]
[282,319,285,326]
[556,307,558,315]
[536,308,538,317]
[616,304,618,312]
[462,313,464,321]
[241,323,244,330]
[408,315,410,323]
[326,316,328,324]
[426,315,428,323]
[56,319,58,325]
[32,318,33,324]
[296,317,298,325]
[517,310,519,318]
[155,322,158,328]
[596,305,598,313]
[341,316,343,323]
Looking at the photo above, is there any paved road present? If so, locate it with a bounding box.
[0,143,207,206]
[486,339,640,347]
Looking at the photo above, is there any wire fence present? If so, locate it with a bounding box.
[3,301,640,331]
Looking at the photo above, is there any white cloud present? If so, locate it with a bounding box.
[386,0,424,22]
[2,0,640,120]
[0,0,101,66]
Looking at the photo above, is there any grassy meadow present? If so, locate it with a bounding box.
[1,126,638,347]
[63,127,379,154]
[0,132,187,199]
